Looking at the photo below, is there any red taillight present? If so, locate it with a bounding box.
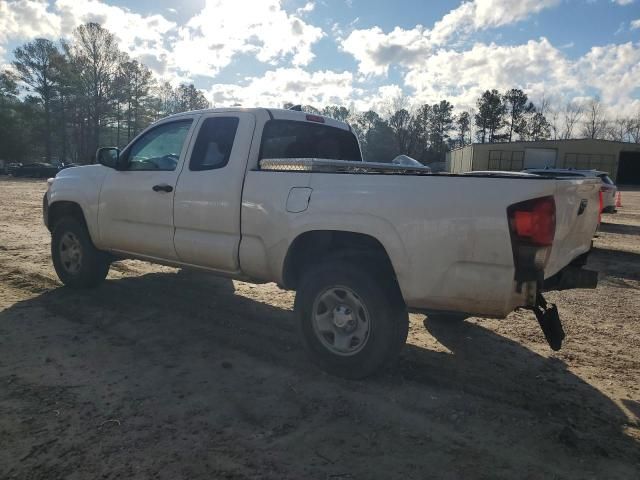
[306,114,325,123]
[510,197,556,246]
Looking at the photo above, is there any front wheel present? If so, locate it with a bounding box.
[51,218,111,288]
[295,260,408,379]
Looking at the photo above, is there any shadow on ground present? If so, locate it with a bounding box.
[599,222,640,236]
[1,269,638,479]
[590,247,640,282]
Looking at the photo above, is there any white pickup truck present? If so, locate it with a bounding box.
[43,107,600,378]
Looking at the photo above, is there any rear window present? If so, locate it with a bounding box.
[259,120,362,161]
[598,174,614,185]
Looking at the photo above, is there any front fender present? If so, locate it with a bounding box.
[47,165,108,246]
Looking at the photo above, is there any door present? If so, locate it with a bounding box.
[98,117,196,260]
[173,112,256,271]
[524,148,557,169]
[617,151,640,185]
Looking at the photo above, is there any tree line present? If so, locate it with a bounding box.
[296,90,639,163]
[0,23,208,164]
[1,22,639,165]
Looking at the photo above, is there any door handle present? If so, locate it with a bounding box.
[152,184,173,193]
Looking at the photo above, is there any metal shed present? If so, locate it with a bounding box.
[446,139,640,184]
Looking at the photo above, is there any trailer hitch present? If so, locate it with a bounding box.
[531,292,565,351]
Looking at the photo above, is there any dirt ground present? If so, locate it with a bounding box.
[0,177,638,480]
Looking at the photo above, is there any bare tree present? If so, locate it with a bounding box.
[560,100,584,139]
[606,117,629,142]
[581,98,608,139]
[628,111,640,143]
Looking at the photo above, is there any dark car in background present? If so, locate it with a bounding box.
[6,162,23,175]
[11,162,61,178]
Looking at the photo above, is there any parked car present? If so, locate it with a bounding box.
[12,162,60,178]
[43,107,600,378]
[58,162,81,171]
[391,155,431,171]
[524,168,617,213]
[7,162,23,175]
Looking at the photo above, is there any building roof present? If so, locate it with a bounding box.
[450,138,640,152]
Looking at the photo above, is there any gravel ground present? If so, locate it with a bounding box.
[0,177,639,479]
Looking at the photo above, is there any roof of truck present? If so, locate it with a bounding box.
[164,107,352,131]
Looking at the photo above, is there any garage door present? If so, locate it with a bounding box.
[617,151,640,185]
[524,148,557,169]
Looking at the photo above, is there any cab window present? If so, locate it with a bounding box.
[123,120,193,171]
[189,117,239,171]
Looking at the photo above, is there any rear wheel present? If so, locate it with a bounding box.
[51,218,110,288]
[295,260,408,379]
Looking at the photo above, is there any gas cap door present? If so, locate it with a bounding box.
[286,187,312,213]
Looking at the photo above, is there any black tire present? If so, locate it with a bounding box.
[51,218,110,288]
[295,260,408,379]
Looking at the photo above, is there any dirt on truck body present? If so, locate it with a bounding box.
[0,177,639,479]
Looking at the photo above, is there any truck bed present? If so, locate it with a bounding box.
[242,161,601,317]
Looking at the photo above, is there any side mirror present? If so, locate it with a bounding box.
[96,147,119,169]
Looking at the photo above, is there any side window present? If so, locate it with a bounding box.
[189,117,239,171]
[124,120,193,171]
[259,120,362,161]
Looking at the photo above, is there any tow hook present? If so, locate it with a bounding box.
[531,292,565,351]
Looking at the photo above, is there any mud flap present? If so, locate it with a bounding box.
[532,293,565,351]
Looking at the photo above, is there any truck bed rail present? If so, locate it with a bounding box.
[259,158,432,175]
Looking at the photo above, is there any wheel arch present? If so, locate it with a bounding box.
[282,230,403,298]
[47,201,88,232]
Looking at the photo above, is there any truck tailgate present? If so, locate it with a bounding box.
[545,178,601,278]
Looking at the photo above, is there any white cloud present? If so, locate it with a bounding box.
[612,0,634,5]
[426,0,561,45]
[55,0,176,73]
[297,2,315,14]
[171,0,324,78]
[1,0,638,116]
[0,0,325,81]
[0,0,60,45]
[397,38,640,116]
[0,0,176,75]
[207,67,408,113]
[403,38,576,110]
[208,68,354,107]
[342,0,561,76]
[575,42,640,114]
[342,25,432,76]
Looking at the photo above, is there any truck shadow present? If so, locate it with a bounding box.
[599,222,640,236]
[395,314,639,461]
[1,268,638,474]
[589,247,640,282]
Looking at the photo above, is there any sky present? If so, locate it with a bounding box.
[1,0,639,114]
